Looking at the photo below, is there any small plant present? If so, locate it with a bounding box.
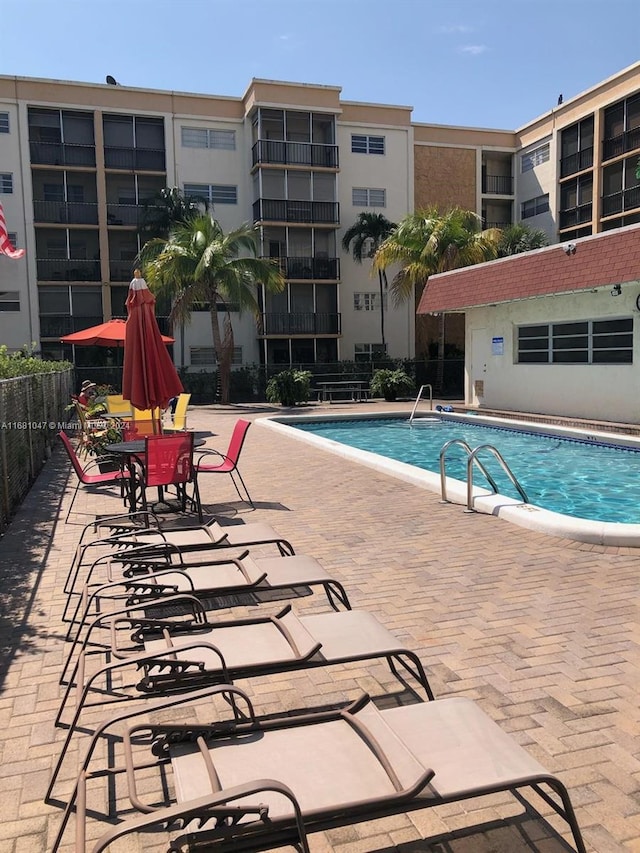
[265,369,312,407]
[77,423,123,459]
[369,368,414,402]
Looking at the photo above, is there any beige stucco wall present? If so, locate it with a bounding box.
[464,289,640,422]
[413,145,476,211]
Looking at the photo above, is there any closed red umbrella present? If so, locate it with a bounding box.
[61,318,174,347]
[122,270,183,411]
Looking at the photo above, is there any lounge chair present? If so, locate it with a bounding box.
[64,514,296,600]
[51,684,587,853]
[61,547,352,649]
[49,598,433,799]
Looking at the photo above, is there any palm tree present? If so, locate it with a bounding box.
[341,212,396,351]
[139,214,284,404]
[497,223,549,257]
[373,207,500,390]
[138,186,207,240]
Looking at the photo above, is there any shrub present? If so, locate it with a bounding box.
[369,368,415,402]
[0,344,72,379]
[265,369,313,407]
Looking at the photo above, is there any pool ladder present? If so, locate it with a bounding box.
[408,384,433,422]
[439,439,529,512]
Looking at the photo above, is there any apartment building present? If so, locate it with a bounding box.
[0,61,639,370]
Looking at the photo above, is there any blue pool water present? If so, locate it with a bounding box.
[292,416,640,524]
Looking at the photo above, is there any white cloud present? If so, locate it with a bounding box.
[459,44,488,55]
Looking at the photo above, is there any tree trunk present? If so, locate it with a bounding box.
[218,314,234,405]
[377,270,386,348]
[208,292,227,404]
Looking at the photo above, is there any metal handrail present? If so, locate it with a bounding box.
[409,385,433,422]
[466,444,529,512]
[439,439,500,503]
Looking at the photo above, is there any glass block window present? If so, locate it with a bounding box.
[352,187,386,207]
[517,318,633,364]
[190,346,242,365]
[521,143,550,172]
[0,291,20,311]
[181,127,236,150]
[354,292,386,310]
[354,342,387,361]
[183,183,237,205]
[351,134,385,155]
[521,194,550,219]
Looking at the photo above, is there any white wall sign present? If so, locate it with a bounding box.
[492,336,504,356]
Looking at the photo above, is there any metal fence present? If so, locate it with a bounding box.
[0,369,74,533]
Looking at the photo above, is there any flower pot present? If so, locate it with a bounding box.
[97,459,120,474]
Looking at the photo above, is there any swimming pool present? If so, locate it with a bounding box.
[260,411,640,547]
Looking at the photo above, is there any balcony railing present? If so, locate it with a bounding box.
[104,146,166,171]
[109,261,136,281]
[602,185,640,217]
[603,127,640,162]
[112,313,171,334]
[252,140,339,169]
[260,312,341,336]
[482,174,514,195]
[253,199,339,225]
[33,200,99,225]
[107,203,144,226]
[29,141,96,167]
[558,202,593,230]
[39,315,103,337]
[36,258,101,282]
[560,147,594,178]
[483,221,512,230]
[265,256,339,279]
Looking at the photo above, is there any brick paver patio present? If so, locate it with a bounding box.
[0,402,638,852]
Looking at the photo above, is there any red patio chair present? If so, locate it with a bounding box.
[58,431,130,523]
[134,433,202,522]
[193,418,253,506]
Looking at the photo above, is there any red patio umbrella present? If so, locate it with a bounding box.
[122,270,183,412]
[61,318,174,347]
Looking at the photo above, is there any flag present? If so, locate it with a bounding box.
[0,202,25,259]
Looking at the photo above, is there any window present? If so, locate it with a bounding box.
[7,232,17,246]
[181,127,236,150]
[352,187,386,207]
[183,183,237,205]
[354,343,387,362]
[521,194,550,219]
[354,292,387,311]
[0,112,9,133]
[0,173,13,193]
[190,346,242,365]
[351,134,385,155]
[0,291,19,311]
[521,143,550,172]
[517,318,633,364]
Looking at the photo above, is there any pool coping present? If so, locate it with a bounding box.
[257,409,640,548]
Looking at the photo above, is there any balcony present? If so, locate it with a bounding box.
[483,220,512,230]
[253,199,339,225]
[560,147,594,178]
[33,200,99,225]
[29,141,96,167]
[266,256,340,280]
[109,261,136,281]
[482,174,513,195]
[603,127,640,162]
[558,203,593,230]
[260,312,341,336]
[252,140,339,169]
[104,146,166,171]
[39,315,103,337]
[602,185,640,217]
[107,203,144,226]
[112,313,171,334]
[37,258,101,282]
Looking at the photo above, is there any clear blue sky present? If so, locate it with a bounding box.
[4,0,639,129]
